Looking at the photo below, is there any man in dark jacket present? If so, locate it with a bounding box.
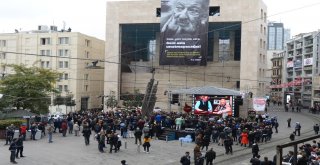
[252,143,259,158]
[134,128,143,145]
[250,155,261,165]
[180,151,191,165]
[9,138,18,164]
[313,124,319,134]
[205,148,216,165]
[109,133,119,153]
[16,134,25,159]
[82,123,91,145]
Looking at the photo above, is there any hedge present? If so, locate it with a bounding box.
[0,119,26,130]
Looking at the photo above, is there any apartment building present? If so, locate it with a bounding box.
[0,26,105,113]
[284,31,320,107]
[270,51,285,103]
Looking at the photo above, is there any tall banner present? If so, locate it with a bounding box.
[160,0,209,65]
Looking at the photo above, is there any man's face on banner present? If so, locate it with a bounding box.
[201,96,209,102]
[220,99,226,105]
[173,0,204,33]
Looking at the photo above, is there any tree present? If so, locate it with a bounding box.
[105,91,118,110]
[0,64,60,114]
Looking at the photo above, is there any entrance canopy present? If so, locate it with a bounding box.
[171,86,241,96]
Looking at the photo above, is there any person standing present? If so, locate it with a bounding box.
[109,132,119,153]
[97,130,106,153]
[30,123,37,140]
[134,127,142,145]
[15,134,25,159]
[180,151,191,165]
[252,143,259,158]
[9,138,18,164]
[61,120,68,137]
[19,124,27,141]
[241,130,249,147]
[273,120,279,133]
[5,125,15,145]
[175,116,183,130]
[142,135,151,153]
[294,122,301,136]
[224,135,233,155]
[289,132,295,141]
[205,148,216,165]
[82,123,91,145]
[313,124,319,134]
[287,118,291,127]
[47,124,54,143]
[73,122,80,136]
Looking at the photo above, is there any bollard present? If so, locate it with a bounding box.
[166,136,168,143]
[125,141,127,149]
[180,140,182,146]
[137,144,140,153]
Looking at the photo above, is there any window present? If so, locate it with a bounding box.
[84,74,89,80]
[85,39,91,47]
[46,61,50,68]
[40,50,51,56]
[209,6,220,16]
[261,9,263,19]
[0,52,6,59]
[41,61,45,68]
[156,8,161,17]
[84,85,88,91]
[59,49,69,56]
[40,38,51,45]
[0,40,6,47]
[59,61,63,68]
[64,85,69,92]
[58,85,63,92]
[85,51,89,58]
[59,74,63,81]
[260,25,263,34]
[64,73,68,80]
[64,61,69,68]
[264,12,267,23]
[59,37,69,44]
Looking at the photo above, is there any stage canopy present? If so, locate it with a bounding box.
[170,86,241,96]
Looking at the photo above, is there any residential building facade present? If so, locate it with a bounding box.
[284,31,320,108]
[0,26,105,113]
[270,51,285,104]
[105,0,268,112]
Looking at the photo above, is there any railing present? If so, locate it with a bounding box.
[277,135,320,165]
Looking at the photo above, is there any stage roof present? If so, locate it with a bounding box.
[171,86,241,96]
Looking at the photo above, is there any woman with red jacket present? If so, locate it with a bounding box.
[240,130,249,147]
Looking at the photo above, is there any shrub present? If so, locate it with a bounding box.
[0,119,26,130]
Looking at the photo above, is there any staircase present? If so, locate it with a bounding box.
[158,128,175,141]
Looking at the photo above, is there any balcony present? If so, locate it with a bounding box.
[304,66,313,70]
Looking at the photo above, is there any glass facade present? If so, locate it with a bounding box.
[120,22,242,72]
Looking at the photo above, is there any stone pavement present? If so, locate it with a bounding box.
[0,106,319,165]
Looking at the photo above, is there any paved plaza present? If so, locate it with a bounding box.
[0,107,319,165]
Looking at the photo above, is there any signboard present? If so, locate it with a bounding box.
[294,59,302,68]
[192,95,234,116]
[160,0,209,65]
[303,58,313,66]
[252,97,266,111]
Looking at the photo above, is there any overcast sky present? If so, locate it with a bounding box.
[0,0,320,40]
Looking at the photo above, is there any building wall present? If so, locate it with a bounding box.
[0,30,105,113]
[105,0,268,111]
[284,31,320,107]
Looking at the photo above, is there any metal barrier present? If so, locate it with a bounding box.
[276,134,320,165]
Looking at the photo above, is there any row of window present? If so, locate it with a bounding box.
[40,49,70,56]
[40,61,69,68]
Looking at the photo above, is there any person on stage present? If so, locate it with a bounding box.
[195,96,213,114]
[213,99,232,119]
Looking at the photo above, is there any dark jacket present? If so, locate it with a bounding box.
[180,155,191,165]
[205,150,216,160]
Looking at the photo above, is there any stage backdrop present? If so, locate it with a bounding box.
[160,0,209,65]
